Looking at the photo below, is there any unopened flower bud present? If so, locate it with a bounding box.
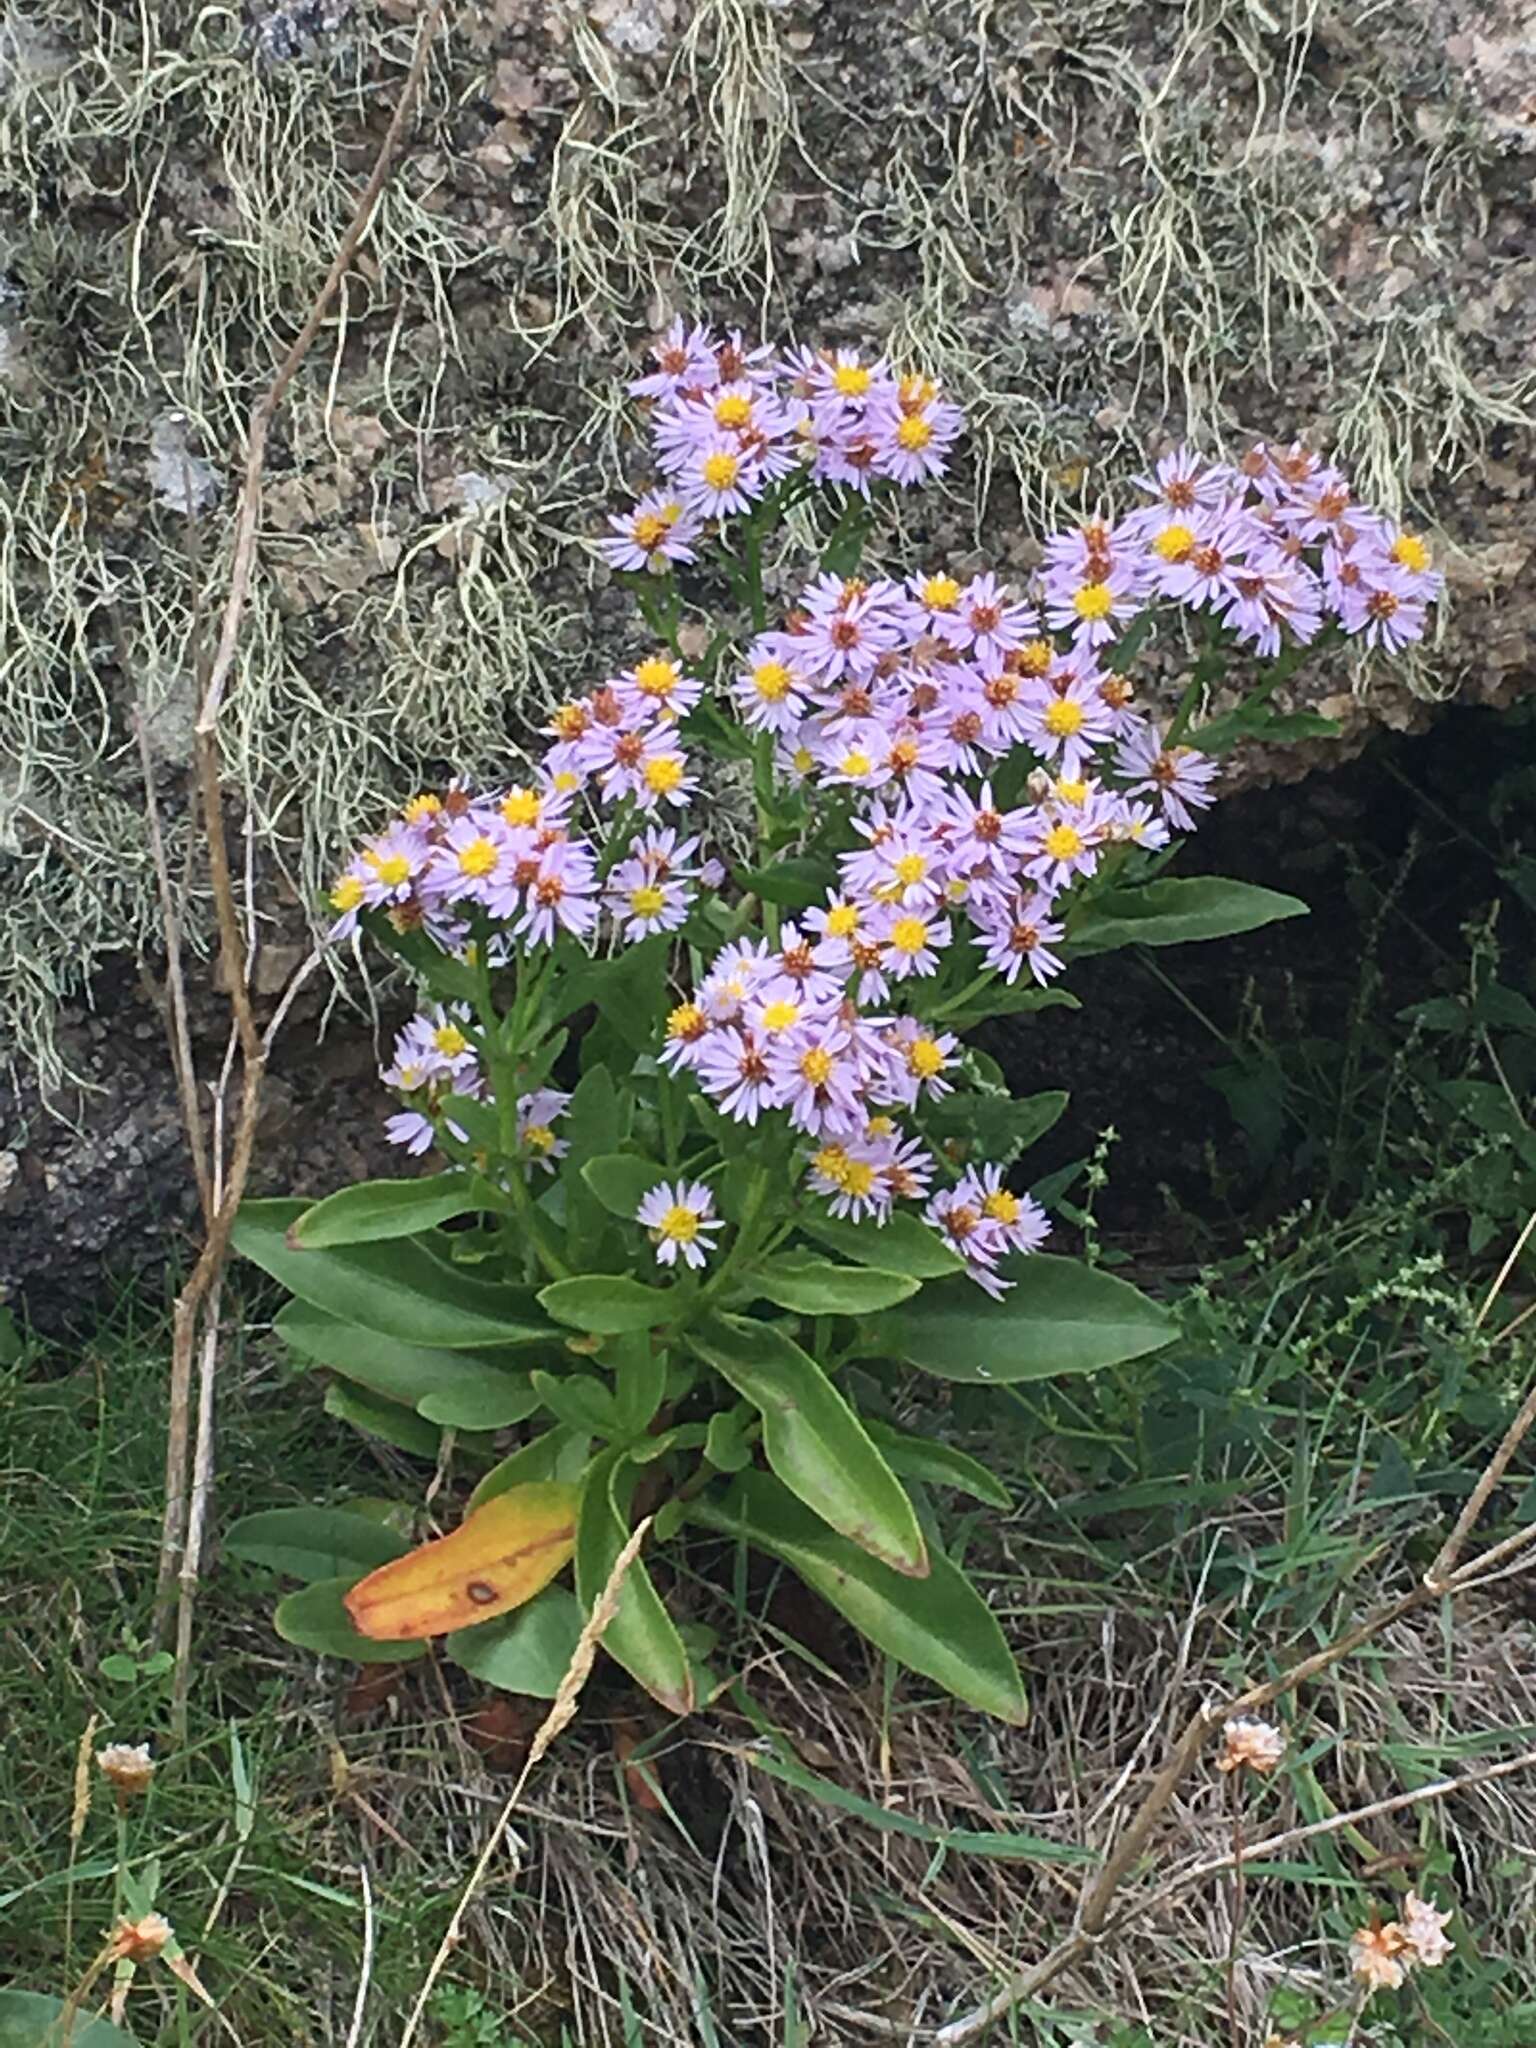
[108,1912,174,1964]
[1025,767,1053,803]
[1217,1716,1286,1775]
[96,1742,155,1799]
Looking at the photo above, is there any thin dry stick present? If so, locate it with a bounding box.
[1225,1774,1243,2048]
[398,1520,652,2048]
[154,0,449,1705]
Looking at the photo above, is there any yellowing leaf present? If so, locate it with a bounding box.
[343,1482,578,1640]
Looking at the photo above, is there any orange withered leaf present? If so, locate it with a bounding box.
[343,1483,578,1640]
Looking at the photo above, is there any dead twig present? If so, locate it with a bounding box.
[156,0,450,1730]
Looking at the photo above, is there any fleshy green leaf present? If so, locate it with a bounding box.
[1068,877,1308,953]
[926,1090,1068,1155]
[470,1427,593,1509]
[235,1200,553,1350]
[704,1405,756,1473]
[692,1473,1026,1724]
[863,1421,1012,1508]
[445,1585,586,1698]
[552,935,670,1051]
[538,1273,675,1335]
[277,1300,541,1429]
[224,1507,409,1583]
[743,1254,919,1317]
[610,1332,668,1436]
[274,1577,429,1664]
[576,1450,694,1713]
[0,1992,143,2046]
[690,1314,927,1576]
[580,1154,668,1220]
[799,1208,963,1280]
[938,984,1080,1032]
[873,1254,1175,1383]
[529,1369,620,1436]
[291,1172,487,1249]
[323,1382,448,1459]
[732,856,827,908]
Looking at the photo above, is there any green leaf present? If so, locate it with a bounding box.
[445,1585,585,1699]
[274,1577,429,1664]
[291,1172,486,1249]
[690,1314,927,1576]
[704,1405,756,1473]
[552,935,669,1051]
[743,1254,919,1317]
[235,1200,554,1350]
[560,1066,622,1168]
[799,1208,963,1280]
[276,1301,541,1429]
[937,985,1080,1032]
[693,1473,1026,1723]
[863,1422,1012,1508]
[580,1153,667,1220]
[224,1507,409,1583]
[732,856,827,909]
[538,1273,675,1335]
[737,1705,1086,1860]
[470,1427,593,1509]
[323,1381,450,1458]
[1068,877,1308,953]
[926,1090,1067,1155]
[610,1332,668,1436]
[0,1991,143,2046]
[529,1369,619,1436]
[575,1450,694,1712]
[873,1254,1175,1383]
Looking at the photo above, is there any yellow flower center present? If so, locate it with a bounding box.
[1056,777,1088,805]
[396,1063,423,1089]
[843,1158,877,1197]
[501,787,542,827]
[898,373,937,410]
[629,883,667,918]
[644,755,686,794]
[753,660,792,701]
[760,998,801,1033]
[632,512,669,551]
[524,1124,556,1154]
[551,768,580,793]
[634,656,679,697]
[792,745,815,776]
[1153,522,1195,562]
[893,852,928,886]
[896,415,934,451]
[1043,698,1085,738]
[1392,532,1431,572]
[702,451,740,490]
[330,874,365,910]
[814,1143,851,1183]
[800,1047,835,1086]
[1072,582,1115,620]
[403,793,442,823]
[1018,639,1053,676]
[907,1036,946,1079]
[889,915,929,954]
[982,1188,1020,1225]
[366,850,411,886]
[839,749,873,778]
[666,1001,705,1041]
[922,573,960,610]
[832,363,872,397]
[433,1025,469,1057]
[713,393,753,428]
[457,836,499,878]
[659,1203,700,1242]
[825,903,859,937]
[1044,823,1084,860]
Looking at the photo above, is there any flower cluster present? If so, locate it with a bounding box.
[1105,443,1444,659]
[329,328,1444,1297]
[598,320,962,571]
[1349,1894,1454,1995]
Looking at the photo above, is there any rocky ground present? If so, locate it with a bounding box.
[2,0,1533,1318]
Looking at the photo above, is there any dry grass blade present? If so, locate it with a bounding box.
[398,1516,653,2048]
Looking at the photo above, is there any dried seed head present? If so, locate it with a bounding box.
[1400,1892,1454,1968]
[96,1741,155,1798]
[108,1911,174,1963]
[1216,1715,1286,1775]
[1349,1916,1410,1994]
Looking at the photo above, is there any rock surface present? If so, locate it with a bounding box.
[1,0,1532,1317]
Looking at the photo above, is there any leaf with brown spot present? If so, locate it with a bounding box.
[343,1482,579,1640]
